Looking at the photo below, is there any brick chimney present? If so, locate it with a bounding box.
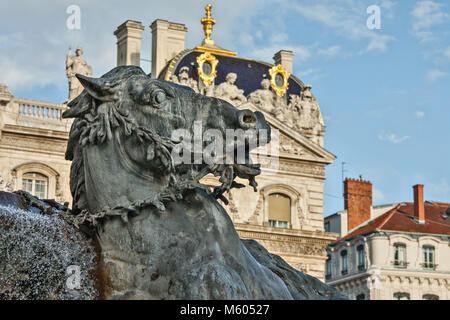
[413,184,425,223]
[344,177,373,231]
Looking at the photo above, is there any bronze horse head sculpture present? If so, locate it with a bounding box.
[60,66,346,300]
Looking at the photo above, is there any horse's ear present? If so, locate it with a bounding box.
[76,74,119,102]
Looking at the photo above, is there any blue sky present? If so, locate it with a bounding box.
[1,0,449,216]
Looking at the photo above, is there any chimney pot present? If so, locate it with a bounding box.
[413,184,425,222]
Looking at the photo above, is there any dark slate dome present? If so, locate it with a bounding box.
[158,50,306,98]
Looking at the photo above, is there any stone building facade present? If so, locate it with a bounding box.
[0,6,339,281]
[0,85,72,205]
[325,179,450,299]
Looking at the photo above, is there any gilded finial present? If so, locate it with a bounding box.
[201,4,216,45]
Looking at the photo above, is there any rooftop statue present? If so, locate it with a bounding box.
[214,72,247,106]
[65,46,93,103]
[248,79,275,114]
[172,66,199,93]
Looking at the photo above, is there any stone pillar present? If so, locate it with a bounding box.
[273,50,294,74]
[114,20,145,67]
[150,19,188,78]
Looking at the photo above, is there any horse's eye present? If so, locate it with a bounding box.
[152,89,166,105]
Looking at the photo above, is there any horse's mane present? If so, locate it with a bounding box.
[64,66,147,213]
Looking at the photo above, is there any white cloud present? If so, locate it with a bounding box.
[444,46,450,59]
[373,188,385,203]
[411,1,450,42]
[378,131,411,144]
[415,111,425,118]
[297,68,324,81]
[425,69,448,83]
[379,1,398,19]
[250,44,313,67]
[429,178,450,196]
[318,45,341,57]
[270,32,289,44]
[291,1,395,53]
[0,0,264,93]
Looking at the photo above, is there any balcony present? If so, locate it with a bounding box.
[16,98,68,121]
[421,263,437,271]
[392,260,408,269]
[1,97,71,135]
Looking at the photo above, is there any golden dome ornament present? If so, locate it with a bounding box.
[201,4,216,46]
[196,52,219,87]
[269,64,290,97]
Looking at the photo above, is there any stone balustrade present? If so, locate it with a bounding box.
[14,98,68,121]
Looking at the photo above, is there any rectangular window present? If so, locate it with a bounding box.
[423,246,435,270]
[34,180,47,199]
[22,179,33,194]
[269,220,289,229]
[341,250,348,275]
[325,256,332,280]
[357,245,365,271]
[22,173,48,199]
[393,244,407,268]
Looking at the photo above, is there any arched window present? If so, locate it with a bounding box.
[22,172,48,199]
[393,243,407,268]
[423,294,439,300]
[12,162,60,200]
[268,193,291,229]
[394,292,410,300]
[422,246,435,270]
[357,244,365,271]
[340,250,348,275]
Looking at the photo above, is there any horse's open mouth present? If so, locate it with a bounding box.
[234,149,261,178]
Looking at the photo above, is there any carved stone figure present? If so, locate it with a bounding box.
[175,66,199,93]
[248,79,275,113]
[65,46,93,103]
[214,72,247,105]
[0,83,13,104]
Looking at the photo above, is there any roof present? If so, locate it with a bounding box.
[331,201,450,245]
[158,50,304,97]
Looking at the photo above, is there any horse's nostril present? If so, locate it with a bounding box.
[238,110,256,129]
[243,114,255,123]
